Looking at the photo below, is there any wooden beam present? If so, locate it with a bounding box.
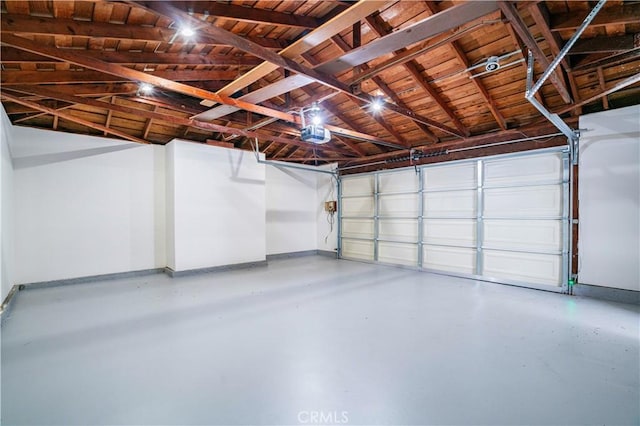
[316,99,381,156]
[303,42,407,150]
[166,1,322,29]
[555,73,640,115]
[449,42,508,130]
[0,47,264,67]
[191,0,490,137]
[142,106,157,139]
[1,69,237,85]
[572,49,640,73]
[1,93,148,144]
[551,4,640,31]
[498,1,572,104]
[363,13,469,138]
[340,119,577,167]
[0,14,285,49]
[527,2,581,115]
[597,67,609,110]
[104,96,115,136]
[189,0,386,99]
[144,1,453,138]
[1,33,301,124]
[570,34,640,55]
[5,85,357,157]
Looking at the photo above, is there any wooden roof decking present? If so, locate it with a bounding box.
[1,0,638,168]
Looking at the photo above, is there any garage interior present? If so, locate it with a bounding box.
[0,0,638,424]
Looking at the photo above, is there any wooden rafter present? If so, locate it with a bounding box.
[327,33,438,142]
[2,92,148,144]
[597,68,609,110]
[556,73,640,114]
[302,41,408,150]
[5,85,357,157]
[527,2,582,115]
[363,13,469,138]
[570,35,640,55]
[498,1,572,104]
[165,1,323,29]
[550,3,640,31]
[0,47,264,67]
[0,14,286,49]
[190,0,386,99]
[1,33,302,124]
[1,70,238,85]
[140,1,460,137]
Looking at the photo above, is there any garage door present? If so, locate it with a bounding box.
[339,148,570,291]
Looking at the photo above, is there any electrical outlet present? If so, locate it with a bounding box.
[325,201,337,213]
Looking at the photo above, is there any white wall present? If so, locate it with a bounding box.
[0,106,14,422]
[266,164,318,255]
[167,140,266,271]
[1,106,14,301]
[579,105,640,291]
[11,127,165,284]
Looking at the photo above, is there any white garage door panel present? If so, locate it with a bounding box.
[485,153,563,186]
[483,220,562,252]
[379,170,418,193]
[379,219,418,242]
[423,219,476,247]
[341,239,374,261]
[424,190,476,217]
[424,162,476,189]
[423,245,476,274]
[483,250,562,286]
[341,219,374,239]
[379,193,419,217]
[341,197,374,216]
[379,242,418,266]
[484,185,562,218]
[339,149,568,290]
[342,175,374,196]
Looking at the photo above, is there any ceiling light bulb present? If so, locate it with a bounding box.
[311,115,323,126]
[180,27,195,37]
[139,83,154,95]
[371,97,383,112]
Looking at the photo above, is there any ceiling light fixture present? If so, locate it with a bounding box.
[371,96,384,112]
[179,26,195,38]
[485,56,500,72]
[138,83,154,95]
[300,102,331,144]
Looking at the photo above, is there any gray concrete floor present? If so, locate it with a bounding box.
[2,256,639,425]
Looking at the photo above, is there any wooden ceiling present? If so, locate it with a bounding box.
[1,1,639,169]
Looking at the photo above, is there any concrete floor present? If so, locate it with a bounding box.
[2,256,639,425]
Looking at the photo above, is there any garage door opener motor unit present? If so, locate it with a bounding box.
[300,102,331,144]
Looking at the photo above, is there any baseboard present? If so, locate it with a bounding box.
[21,268,165,290]
[165,260,268,277]
[317,250,338,258]
[573,283,640,305]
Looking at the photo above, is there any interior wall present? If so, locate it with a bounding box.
[1,106,14,301]
[578,105,640,291]
[0,106,14,422]
[266,164,318,255]
[167,140,266,271]
[11,127,165,284]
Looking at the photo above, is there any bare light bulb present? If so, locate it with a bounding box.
[139,83,154,95]
[180,27,195,38]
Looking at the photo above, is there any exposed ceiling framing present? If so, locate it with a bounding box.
[1,0,638,170]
